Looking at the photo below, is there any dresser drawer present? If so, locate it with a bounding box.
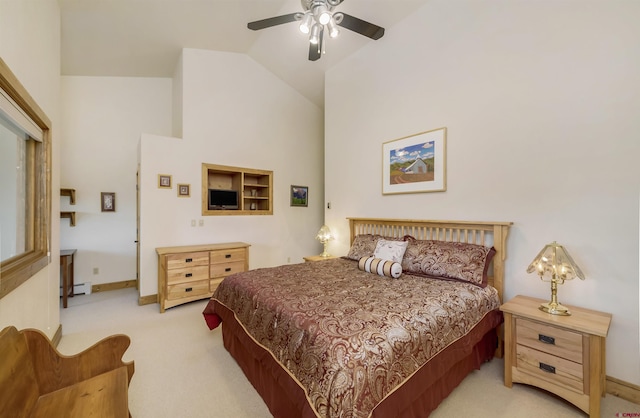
[210,248,246,264]
[167,265,209,285]
[210,260,245,278]
[516,318,583,363]
[516,344,584,393]
[167,280,211,301]
[166,251,209,269]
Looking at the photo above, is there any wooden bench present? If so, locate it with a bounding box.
[0,326,135,418]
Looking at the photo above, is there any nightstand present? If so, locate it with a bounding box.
[501,295,612,417]
[303,255,339,262]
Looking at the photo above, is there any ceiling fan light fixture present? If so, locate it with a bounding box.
[309,24,321,44]
[299,13,313,34]
[327,18,340,38]
[314,4,331,25]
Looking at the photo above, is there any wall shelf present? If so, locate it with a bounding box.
[202,163,273,216]
[61,211,76,227]
[60,188,76,205]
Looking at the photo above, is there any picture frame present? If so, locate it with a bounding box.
[101,192,115,212]
[158,174,172,189]
[177,184,190,197]
[382,127,447,195]
[290,185,308,207]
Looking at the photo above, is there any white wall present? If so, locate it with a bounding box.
[138,48,324,298]
[59,76,172,289]
[325,0,640,385]
[0,0,61,339]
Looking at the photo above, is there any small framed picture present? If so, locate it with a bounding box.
[177,184,190,197]
[101,192,115,212]
[158,174,172,189]
[290,185,308,207]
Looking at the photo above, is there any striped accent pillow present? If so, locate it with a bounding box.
[358,256,403,279]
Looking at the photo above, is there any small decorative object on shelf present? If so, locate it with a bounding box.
[526,241,584,315]
[315,225,333,258]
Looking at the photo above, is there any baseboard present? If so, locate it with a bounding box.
[91,280,137,293]
[51,324,62,347]
[607,375,640,405]
[138,294,158,306]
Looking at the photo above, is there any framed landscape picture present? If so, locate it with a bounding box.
[290,185,308,207]
[382,127,447,195]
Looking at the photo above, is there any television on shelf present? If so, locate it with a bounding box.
[208,189,239,210]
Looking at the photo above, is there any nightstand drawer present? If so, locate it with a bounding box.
[210,261,245,278]
[166,251,209,269]
[210,248,246,264]
[516,318,583,363]
[167,265,209,284]
[167,280,210,300]
[516,344,584,393]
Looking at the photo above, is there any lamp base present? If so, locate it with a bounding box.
[539,302,571,316]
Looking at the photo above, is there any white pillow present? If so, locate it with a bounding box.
[373,239,408,263]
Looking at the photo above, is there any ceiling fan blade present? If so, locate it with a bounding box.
[336,13,385,40]
[247,13,299,31]
[308,27,324,61]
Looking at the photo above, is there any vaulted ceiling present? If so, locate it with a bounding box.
[59,0,429,107]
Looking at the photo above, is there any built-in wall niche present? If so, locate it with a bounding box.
[202,163,273,216]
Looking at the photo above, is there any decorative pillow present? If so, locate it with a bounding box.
[358,256,403,279]
[373,239,408,263]
[402,236,496,287]
[345,234,403,261]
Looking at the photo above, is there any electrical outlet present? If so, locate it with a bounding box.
[191,219,196,227]
[199,219,204,227]
[93,268,99,275]
[287,257,291,263]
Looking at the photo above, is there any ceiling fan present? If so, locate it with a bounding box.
[247,0,385,61]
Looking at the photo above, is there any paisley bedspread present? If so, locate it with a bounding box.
[206,257,501,418]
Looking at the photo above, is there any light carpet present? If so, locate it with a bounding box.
[58,288,638,417]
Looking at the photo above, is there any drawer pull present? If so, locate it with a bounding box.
[538,334,555,345]
[539,362,556,374]
[225,267,232,272]
[185,258,193,263]
[225,254,232,258]
[185,287,193,292]
[185,273,192,278]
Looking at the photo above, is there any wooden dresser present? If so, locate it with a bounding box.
[501,295,612,417]
[156,242,250,313]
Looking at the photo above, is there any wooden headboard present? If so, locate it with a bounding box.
[347,218,513,302]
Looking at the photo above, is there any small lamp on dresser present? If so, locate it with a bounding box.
[526,241,585,316]
[315,225,334,258]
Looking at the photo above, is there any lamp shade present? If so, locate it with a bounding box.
[526,241,585,284]
[315,225,333,243]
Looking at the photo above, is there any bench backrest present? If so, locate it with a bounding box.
[0,326,40,417]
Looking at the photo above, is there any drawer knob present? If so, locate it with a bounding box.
[185,273,192,278]
[185,258,193,263]
[185,287,193,292]
[538,334,555,345]
[539,362,556,374]
[225,267,232,272]
[225,254,232,258]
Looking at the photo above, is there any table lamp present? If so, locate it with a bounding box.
[526,241,585,315]
[315,225,333,258]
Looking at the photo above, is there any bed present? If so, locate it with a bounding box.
[203,218,512,418]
